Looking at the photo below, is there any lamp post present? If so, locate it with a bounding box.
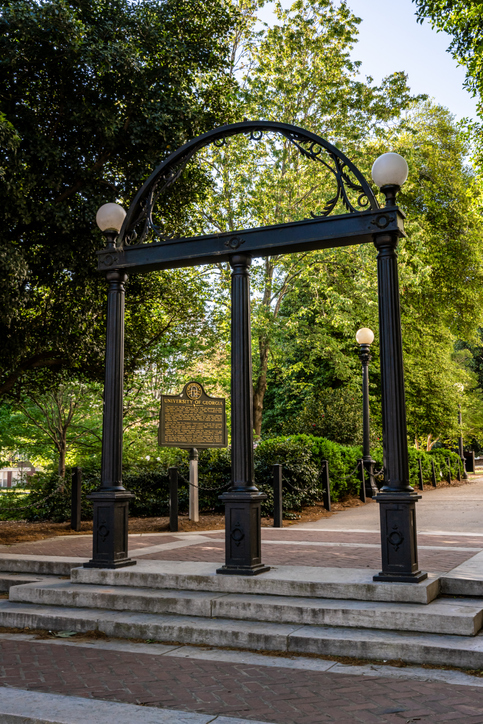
[455,383,468,479]
[84,203,136,570]
[371,153,427,583]
[356,327,378,497]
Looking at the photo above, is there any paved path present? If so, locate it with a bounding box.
[2,635,483,723]
[296,475,483,534]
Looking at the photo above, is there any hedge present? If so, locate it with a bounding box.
[0,437,466,522]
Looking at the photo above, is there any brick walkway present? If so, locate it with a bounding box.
[1,638,483,723]
[1,529,481,572]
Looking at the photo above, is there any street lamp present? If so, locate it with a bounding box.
[371,151,427,583]
[84,202,136,570]
[356,327,378,497]
[455,383,468,479]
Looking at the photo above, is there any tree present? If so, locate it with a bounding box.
[413,1,483,106]
[262,101,483,445]
[180,0,418,435]
[0,383,103,477]
[0,0,237,398]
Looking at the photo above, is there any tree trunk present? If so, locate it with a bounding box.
[253,337,269,437]
[58,440,66,479]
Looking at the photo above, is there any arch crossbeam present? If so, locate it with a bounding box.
[98,208,404,274]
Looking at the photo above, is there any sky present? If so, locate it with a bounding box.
[258,0,478,122]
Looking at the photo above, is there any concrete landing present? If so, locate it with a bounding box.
[71,560,442,604]
[442,550,483,596]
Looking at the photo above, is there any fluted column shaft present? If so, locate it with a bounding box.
[230,254,256,491]
[101,270,127,491]
[374,234,411,493]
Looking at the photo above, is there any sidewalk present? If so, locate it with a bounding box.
[1,634,483,723]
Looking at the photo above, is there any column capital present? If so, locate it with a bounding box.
[230,253,252,270]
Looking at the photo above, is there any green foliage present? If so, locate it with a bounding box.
[0,0,236,398]
[0,437,467,522]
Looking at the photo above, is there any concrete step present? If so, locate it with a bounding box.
[0,574,57,592]
[71,560,442,604]
[2,599,483,669]
[0,554,86,575]
[8,580,483,636]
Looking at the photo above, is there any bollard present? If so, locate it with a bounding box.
[169,467,178,532]
[465,450,475,473]
[273,464,283,528]
[431,459,437,488]
[321,460,331,512]
[446,457,452,485]
[418,458,424,491]
[71,467,82,532]
[359,460,366,503]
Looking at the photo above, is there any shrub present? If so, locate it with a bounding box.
[0,438,466,522]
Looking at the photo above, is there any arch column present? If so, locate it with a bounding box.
[373,231,426,583]
[217,254,269,575]
[85,269,135,569]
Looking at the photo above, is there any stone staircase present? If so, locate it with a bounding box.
[3,559,483,669]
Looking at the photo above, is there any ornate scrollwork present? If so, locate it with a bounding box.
[118,121,378,249]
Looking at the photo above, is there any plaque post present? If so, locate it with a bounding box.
[217,254,269,576]
[85,267,135,570]
[189,448,199,522]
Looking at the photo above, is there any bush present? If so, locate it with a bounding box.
[0,438,466,522]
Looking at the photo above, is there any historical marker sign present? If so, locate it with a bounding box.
[158,382,228,449]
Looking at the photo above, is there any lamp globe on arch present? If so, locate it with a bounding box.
[371,153,408,189]
[96,203,126,234]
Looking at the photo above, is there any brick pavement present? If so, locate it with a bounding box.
[1,638,483,723]
[137,540,474,572]
[1,529,481,572]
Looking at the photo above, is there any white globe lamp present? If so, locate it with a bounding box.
[96,203,126,234]
[356,327,374,346]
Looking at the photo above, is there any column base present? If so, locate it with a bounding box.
[216,563,270,576]
[373,571,428,583]
[217,490,269,576]
[375,491,427,584]
[85,490,136,569]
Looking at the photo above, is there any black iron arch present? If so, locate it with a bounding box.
[117,120,379,248]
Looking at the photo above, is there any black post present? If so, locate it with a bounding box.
[457,458,462,482]
[447,457,452,485]
[218,254,269,575]
[273,464,283,528]
[418,458,424,492]
[373,187,426,584]
[85,265,135,570]
[465,450,475,473]
[358,343,378,497]
[169,467,178,532]
[431,459,437,488]
[322,460,331,512]
[359,460,367,503]
[71,467,82,532]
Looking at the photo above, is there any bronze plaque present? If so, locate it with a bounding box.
[158,382,228,449]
